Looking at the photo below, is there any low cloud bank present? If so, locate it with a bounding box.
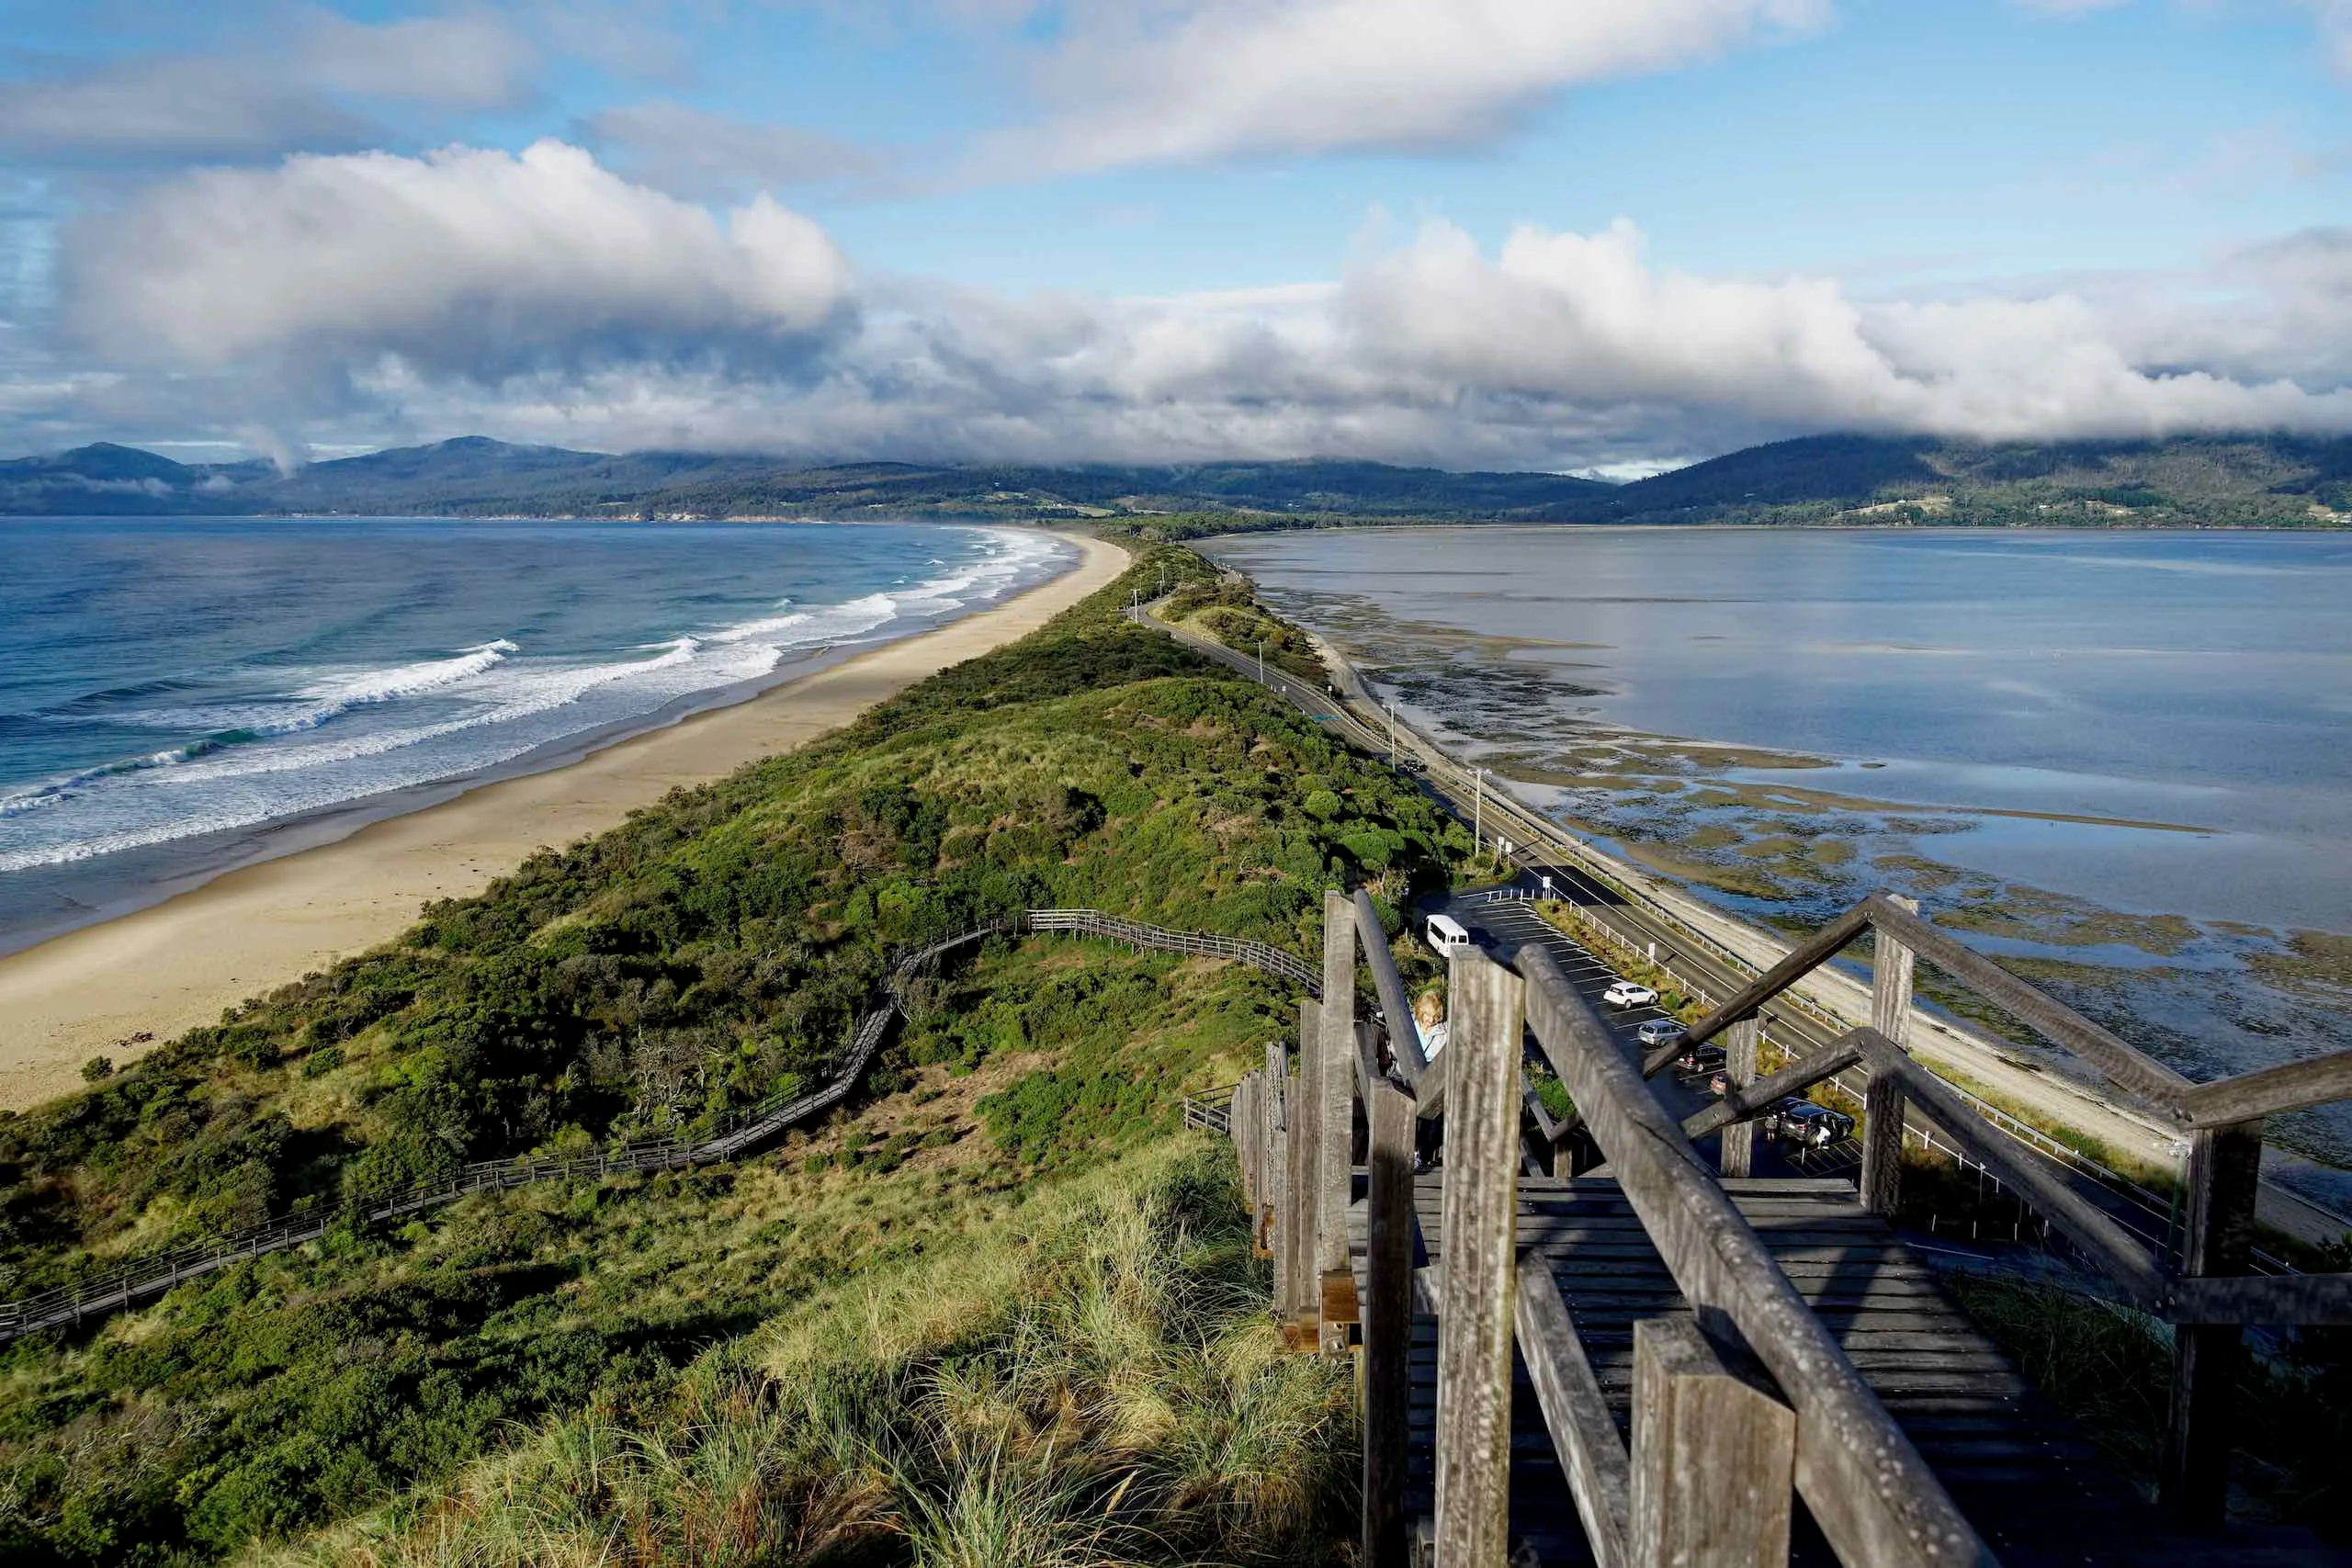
[45,141,2352,469]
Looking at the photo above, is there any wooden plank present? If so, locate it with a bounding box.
[1357,887,1430,1086]
[1269,1040,1298,1314]
[1629,1317,1796,1568]
[1515,945,1992,1568]
[1720,1017,1760,1179]
[1416,1039,1452,1122]
[1363,1082,1418,1568]
[2164,1119,2263,1528]
[1677,901,1873,1052]
[1513,1266,1632,1568]
[1432,950,1525,1568]
[2176,1048,2352,1128]
[1317,893,1358,1281]
[1295,998,1323,1328]
[1861,896,1917,1219]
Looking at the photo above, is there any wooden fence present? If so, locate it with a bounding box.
[1216,887,2352,1564]
[0,908,1317,1344]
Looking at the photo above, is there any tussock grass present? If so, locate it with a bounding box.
[253,1145,1356,1568]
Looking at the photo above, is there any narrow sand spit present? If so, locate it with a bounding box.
[0,532,1127,1111]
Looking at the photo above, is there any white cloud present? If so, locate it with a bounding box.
[0,7,537,161]
[64,141,852,376]
[977,0,1829,175]
[292,10,537,106]
[582,101,885,198]
[35,140,2352,468]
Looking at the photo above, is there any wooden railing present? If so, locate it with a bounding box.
[0,908,1317,1344]
[1215,887,2352,1563]
[1668,891,2352,1524]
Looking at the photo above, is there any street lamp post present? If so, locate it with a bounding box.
[1474,766,1487,850]
[1385,699,1396,761]
[1256,639,1265,684]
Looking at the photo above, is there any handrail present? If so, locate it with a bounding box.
[1516,944,1994,1567]
[1210,884,2352,1559]
[0,908,1321,1344]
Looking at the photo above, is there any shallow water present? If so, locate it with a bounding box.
[0,518,1067,946]
[1208,526,2352,932]
[1209,525,2352,1192]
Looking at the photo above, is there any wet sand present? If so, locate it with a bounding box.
[0,532,1127,1111]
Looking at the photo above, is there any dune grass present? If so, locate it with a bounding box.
[252,1145,1356,1568]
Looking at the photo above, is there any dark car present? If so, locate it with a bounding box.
[1761,1099,1855,1148]
[1674,1042,1726,1075]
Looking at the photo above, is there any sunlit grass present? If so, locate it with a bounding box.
[253,1145,1357,1568]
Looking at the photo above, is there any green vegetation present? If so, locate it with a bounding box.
[0,541,1468,1564]
[1593,432,2352,528]
[1161,577,1328,684]
[11,432,2348,527]
[1948,1271,2352,1540]
[257,1145,1355,1568]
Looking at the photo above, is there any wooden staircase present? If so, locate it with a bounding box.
[1359,1173,2335,1566]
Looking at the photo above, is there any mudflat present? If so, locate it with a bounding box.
[0,532,1127,1111]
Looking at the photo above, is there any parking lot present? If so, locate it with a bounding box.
[1443,895,1857,1182]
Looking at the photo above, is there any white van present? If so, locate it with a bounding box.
[1425,913,1473,956]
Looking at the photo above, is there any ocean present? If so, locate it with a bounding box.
[1206,525,2352,1187]
[0,518,1069,950]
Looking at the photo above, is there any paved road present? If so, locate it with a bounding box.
[1136,600,2199,1262]
[1444,892,1851,1184]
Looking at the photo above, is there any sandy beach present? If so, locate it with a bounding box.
[0,530,1126,1111]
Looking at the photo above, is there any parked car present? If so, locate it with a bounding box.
[1675,1042,1726,1075]
[1762,1100,1855,1148]
[1634,1018,1688,1050]
[1708,1071,1731,1098]
[1601,979,1658,1009]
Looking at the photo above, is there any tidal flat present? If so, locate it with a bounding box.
[1206,526,2352,1202]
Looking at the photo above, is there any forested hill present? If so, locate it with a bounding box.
[1582,432,2352,528]
[0,440,1613,521]
[5,431,2349,525]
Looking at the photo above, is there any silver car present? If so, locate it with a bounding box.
[1634,1019,1688,1050]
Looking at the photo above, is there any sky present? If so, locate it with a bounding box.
[0,0,2346,475]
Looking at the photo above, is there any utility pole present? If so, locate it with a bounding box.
[1385,699,1396,761]
[1474,767,1487,851]
[1257,639,1265,684]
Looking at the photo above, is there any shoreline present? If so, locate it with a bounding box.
[0,531,1128,1111]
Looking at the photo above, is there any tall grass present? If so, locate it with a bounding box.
[254,1145,1357,1568]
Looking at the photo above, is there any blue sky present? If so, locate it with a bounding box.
[0,0,2346,472]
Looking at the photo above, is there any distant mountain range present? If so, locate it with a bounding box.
[5,432,2348,527]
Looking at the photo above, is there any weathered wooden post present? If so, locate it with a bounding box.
[1317,891,1360,1349]
[1363,1080,1418,1568]
[2164,1117,2263,1528]
[1266,1041,1291,1275]
[1434,948,1525,1567]
[1290,998,1322,1334]
[1630,1317,1797,1568]
[1720,1016,1760,1179]
[1860,895,1918,1216]
[1236,1075,1260,1206]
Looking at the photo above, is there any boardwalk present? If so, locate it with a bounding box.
[1221,887,2352,1566]
[1358,1175,2332,1566]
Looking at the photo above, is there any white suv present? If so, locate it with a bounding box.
[1601,980,1657,1009]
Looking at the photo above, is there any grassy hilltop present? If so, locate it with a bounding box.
[0,542,1472,1566]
